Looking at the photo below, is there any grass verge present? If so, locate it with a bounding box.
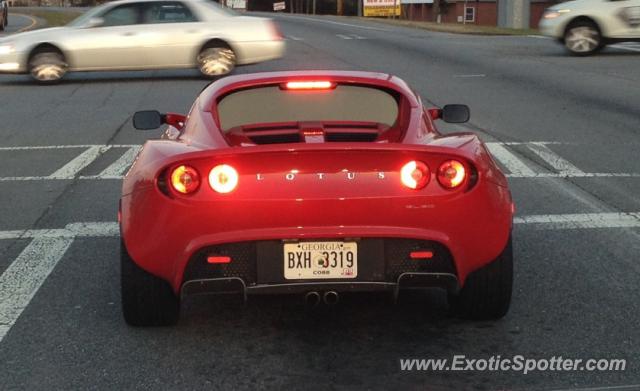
[354,17,540,36]
[17,9,83,28]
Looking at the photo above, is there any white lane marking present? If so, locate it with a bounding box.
[506,172,640,178]
[453,74,486,78]
[527,35,551,39]
[550,385,640,391]
[514,212,640,229]
[526,142,584,176]
[352,34,367,39]
[486,143,536,177]
[48,146,111,179]
[336,34,353,40]
[279,15,389,31]
[0,172,639,181]
[98,146,140,179]
[285,35,303,41]
[0,212,639,242]
[0,236,74,343]
[0,222,119,240]
[0,144,138,151]
[610,44,640,53]
[2,142,639,180]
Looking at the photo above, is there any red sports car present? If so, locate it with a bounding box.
[120,71,514,326]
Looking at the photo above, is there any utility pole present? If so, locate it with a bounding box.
[433,0,440,23]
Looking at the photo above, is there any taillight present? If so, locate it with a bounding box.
[284,81,335,90]
[170,165,200,194]
[400,161,430,190]
[437,160,466,189]
[268,21,284,40]
[209,164,238,193]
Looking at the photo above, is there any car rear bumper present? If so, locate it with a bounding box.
[180,238,460,298]
[181,273,459,301]
[121,179,513,293]
[235,40,285,65]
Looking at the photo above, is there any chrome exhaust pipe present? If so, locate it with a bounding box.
[323,291,339,305]
[305,291,321,307]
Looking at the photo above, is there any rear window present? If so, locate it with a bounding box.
[217,85,399,131]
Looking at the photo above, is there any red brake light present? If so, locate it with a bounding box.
[410,251,434,260]
[170,165,200,194]
[207,256,231,264]
[268,21,284,40]
[401,161,430,190]
[209,164,238,193]
[284,81,334,90]
[437,160,466,189]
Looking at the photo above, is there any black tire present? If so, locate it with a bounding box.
[196,42,236,78]
[28,48,68,84]
[121,239,180,327]
[449,236,513,320]
[563,20,603,56]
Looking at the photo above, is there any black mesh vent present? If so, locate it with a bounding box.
[249,133,301,144]
[325,132,378,142]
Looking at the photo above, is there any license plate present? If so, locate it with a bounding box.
[284,241,357,280]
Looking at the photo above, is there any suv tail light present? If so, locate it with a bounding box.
[401,161,430,190]
[170,165,200,194]
[437,160,466,189]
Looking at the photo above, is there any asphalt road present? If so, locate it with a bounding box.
[0,13,37,36]
[1,13,640,391]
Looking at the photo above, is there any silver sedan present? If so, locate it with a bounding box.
[0,0,285,82]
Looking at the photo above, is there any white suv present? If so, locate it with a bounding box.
[539,0,640,55]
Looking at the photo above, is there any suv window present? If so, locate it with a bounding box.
[143,2,197,24]
[101,4,141,27]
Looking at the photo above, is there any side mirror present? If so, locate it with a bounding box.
[85,17,104,28]
[441,104,470,124]
[133,110,163,130]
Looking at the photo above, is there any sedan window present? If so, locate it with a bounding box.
[143,2,198,24]
[102,5,141,27]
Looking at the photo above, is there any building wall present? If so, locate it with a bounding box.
[530,2,555,28]
[403,2,497,26]
[402,1,558,28]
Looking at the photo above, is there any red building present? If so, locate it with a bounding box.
[402,0,563,29]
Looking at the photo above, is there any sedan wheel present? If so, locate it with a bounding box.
[29,51,68,83]
[564,24,602,55]
[197,46,236,77]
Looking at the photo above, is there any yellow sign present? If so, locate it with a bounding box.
[364,5,401,17]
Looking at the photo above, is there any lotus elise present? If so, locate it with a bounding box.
[120,71,514,326]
